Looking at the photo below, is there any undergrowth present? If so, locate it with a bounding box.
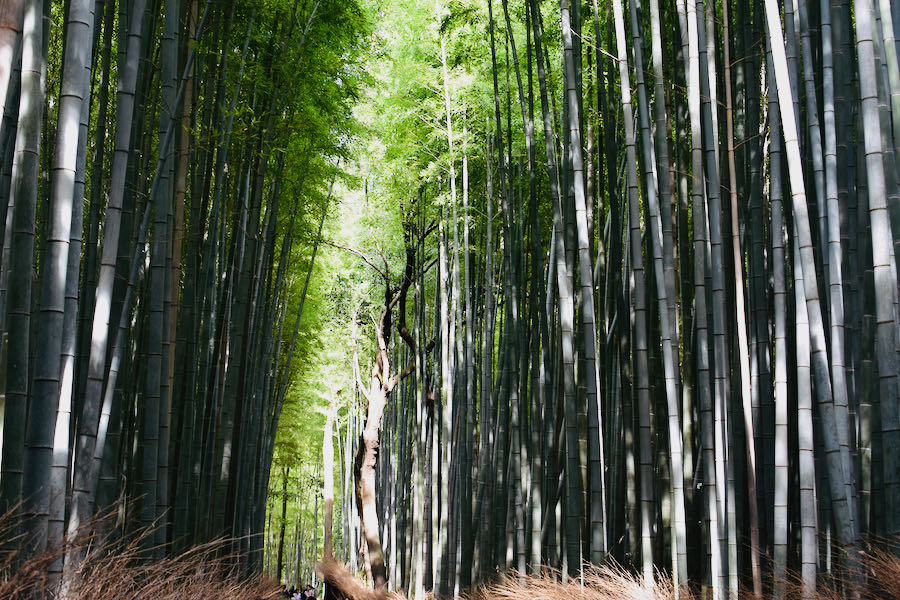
[319,545,900,600]
[3,506,898,600]
[0,511,281,599]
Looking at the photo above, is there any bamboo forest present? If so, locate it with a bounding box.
[1,0,900,597]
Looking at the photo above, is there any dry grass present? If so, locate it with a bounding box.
[464,564,682,600]
[315,560,683,600]
[4,504,898,600]
[318,546,900,600]
[856,546,900,599]
[0,511,282,600]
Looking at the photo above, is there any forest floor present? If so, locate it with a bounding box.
[316,551,900,600]
[5,532,900,600]
[0,514,282,600]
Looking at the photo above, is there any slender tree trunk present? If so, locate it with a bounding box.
[67,0,146,536]
[817,0,852,562]
[764,0,860,548]
[766,51,791,597]
[3,0,43,538]
[323,398,337,597]
[721,0,761,592]
[555,1,586,575]
[854,0,900,538]
[0,0,24,134]
[43,0,96,575]
[627,0,688,585]
[277,467,289,580]
[610,0,655,581]
[674,0,722,593]
[435,6,457,590]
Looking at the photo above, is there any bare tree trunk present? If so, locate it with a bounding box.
[356,329,392,591]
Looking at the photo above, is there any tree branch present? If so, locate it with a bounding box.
[323,239,389,281]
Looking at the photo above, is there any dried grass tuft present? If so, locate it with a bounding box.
[317,544,900,600]
[462,564,684,600]
[315,560,683,600]
[0,509,282,600]
[4,503,899,600]
[861,546,900,599]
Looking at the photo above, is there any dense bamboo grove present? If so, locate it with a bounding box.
[0,0,368,586]
[2,0,900,598]
[277,0,900,599]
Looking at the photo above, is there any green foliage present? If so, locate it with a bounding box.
[263,0,566,580]
[266,0,501,489]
